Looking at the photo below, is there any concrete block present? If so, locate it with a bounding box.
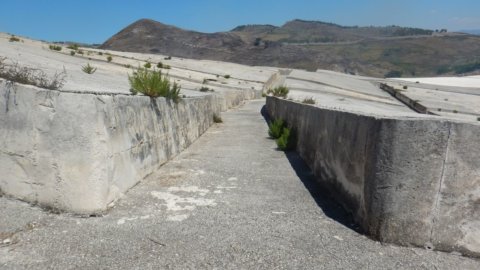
[266,96,480,256]
[0,82,219,214]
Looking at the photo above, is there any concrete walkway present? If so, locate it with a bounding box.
[1,100,479,269]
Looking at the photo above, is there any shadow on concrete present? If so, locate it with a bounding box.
[284,151,361,233]
[260,105,361,233]
[260,104,271,125]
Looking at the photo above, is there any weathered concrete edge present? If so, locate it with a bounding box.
[266,96,480,257]
[0,82,223,214]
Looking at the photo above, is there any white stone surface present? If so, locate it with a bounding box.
[396,76,480,88]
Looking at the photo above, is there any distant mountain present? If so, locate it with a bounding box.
[101,19,244,59]
[232,19,434,44]
[459,29,480,36]
[101,18,480,77]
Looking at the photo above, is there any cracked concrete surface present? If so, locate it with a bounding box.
[1,100,479,269]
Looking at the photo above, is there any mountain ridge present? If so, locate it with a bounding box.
[101,18,480,77]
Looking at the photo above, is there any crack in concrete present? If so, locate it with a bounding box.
[429,123,452,244]
[0,150,28,159]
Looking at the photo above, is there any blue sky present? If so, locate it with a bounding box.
[1,0,479,44]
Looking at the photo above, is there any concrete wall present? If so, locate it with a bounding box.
[0,81,221,214]
[216,88,263,111]
[266,96,480,256]
[263,70,290,92]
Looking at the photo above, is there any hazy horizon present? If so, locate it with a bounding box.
[1,0,479,44]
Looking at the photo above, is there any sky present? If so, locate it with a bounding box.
[1,0,479,44]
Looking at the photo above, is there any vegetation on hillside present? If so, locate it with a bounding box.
[100,18,480,77]
[437,61,480,75]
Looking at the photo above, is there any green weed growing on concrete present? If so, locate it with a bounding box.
[144,62,152,69]
[157,62,163,68]
[267,86,289,98]
[48,44,62,51]
[70,50,76,56]
[81,63,97,74]
[276,127,295,151]
[268,119,284,139]
[9,35,20,42]
[128,68,181,102]
[224,74,231,79]
[213,114,223,123]
[67,44,79,50]
[200,86,213,92]
[107,56,113,62]
[302,97,315,104]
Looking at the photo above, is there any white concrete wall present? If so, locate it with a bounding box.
[0,81,220,214]
[266,96,480,257]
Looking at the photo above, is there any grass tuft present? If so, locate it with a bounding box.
[81,63,97,74]
[267,86,289,98]
[200,86,213,92]
[302,97,315,104]
[9,35,20,42]
[128,68,181,102]
[213,114,223,123]
[48,44,62,51]
[67,44,79,50]
[268,119,284,139]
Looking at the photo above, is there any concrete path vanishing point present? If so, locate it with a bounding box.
[1,100,479,269]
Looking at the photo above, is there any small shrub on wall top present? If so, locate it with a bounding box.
[9,35,20,42]
[128,68,181,102]
[267,86,289,98]
[0,57,66,90]
[302,97,315,104]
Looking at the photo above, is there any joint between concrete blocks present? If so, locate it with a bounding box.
[429,122,452,244]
